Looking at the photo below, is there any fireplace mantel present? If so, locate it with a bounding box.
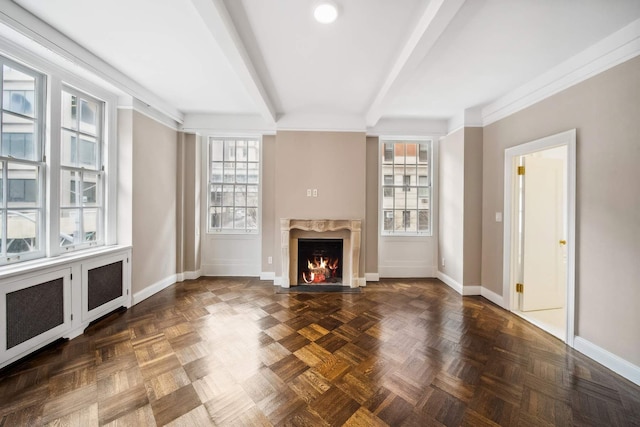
[281,219,361,288]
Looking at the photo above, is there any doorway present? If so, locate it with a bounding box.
[502,130,576,345]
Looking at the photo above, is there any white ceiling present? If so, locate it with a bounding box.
[9,0,640,131]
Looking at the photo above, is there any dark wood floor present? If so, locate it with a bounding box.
[1,277,639,426]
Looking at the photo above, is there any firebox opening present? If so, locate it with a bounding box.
[297,238,343,285]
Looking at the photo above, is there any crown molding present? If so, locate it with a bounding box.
[482,18,640,127]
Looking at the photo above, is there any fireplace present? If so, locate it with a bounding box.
[280,219,362,288]
[297,239,343,284]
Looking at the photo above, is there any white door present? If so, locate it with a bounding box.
[521,156,565,311]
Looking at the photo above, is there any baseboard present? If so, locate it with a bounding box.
[353,277,366,287]
[365,273,379,282]
[574,336,640,386]
[260,272,275,281]
[480,286,505,308]
[176,270,201,282]
[132,274,177,305]
[273,276,283,287]
[436,271,463,294]
[462,285,481,296]
[201,262,259,277]
[379,265,436,278]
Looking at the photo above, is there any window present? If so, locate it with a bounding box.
[0,59,44,262]
[208,138,259,233]
[59,88,104,249]
[380,140,431,235]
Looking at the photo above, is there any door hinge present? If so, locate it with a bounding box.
[516,283,524,293]
[517,166,525,175]
[71,313,74,321]
[70,273,73,280]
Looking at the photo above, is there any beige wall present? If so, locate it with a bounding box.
[271,131,367,277]
[365,136,379,275]
[438,129,465,283]
[131,111,178,294]
[176,133,201,275]
[463,127,483,286]
[261,135,276,272]
[482,55,640,365]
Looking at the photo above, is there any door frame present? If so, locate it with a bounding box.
[502,129,576,346]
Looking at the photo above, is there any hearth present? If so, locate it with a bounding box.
[297,239,343,284]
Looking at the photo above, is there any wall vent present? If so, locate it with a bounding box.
[87,261,123,311]
[6,278,64,349]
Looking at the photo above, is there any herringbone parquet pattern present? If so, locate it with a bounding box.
[1,277,639,426]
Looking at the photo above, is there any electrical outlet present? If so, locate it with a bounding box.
[306,189,312,197]
[267,256,273,264]
[313,189,318,197]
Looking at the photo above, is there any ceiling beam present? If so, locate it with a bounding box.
[189,0,276,124]
[365,0,466,127]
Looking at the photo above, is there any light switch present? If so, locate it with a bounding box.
[495,212,502,222]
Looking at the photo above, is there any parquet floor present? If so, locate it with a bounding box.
[1,278,639,426]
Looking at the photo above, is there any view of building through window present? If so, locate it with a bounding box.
[0,62,42,258]
[381,140,431,235]
[208,138,259,233]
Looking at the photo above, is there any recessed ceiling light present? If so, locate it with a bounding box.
[314,1,338,24]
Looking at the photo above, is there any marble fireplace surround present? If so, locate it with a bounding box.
[281,219,362,288]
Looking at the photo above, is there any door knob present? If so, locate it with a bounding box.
[559,240,567,245]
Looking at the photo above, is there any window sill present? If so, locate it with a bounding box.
[0,245,132,281]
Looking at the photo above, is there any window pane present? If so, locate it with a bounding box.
[224,140,235,161]
[234,185,246,206]
[79,98,98,135]
[236,162,247,183]
[7,163,38,207]
[383,143,393,163]
[221,207,234,229]
[247,208,257,230]
[419,143,429,163]
[406,143,417,164]
[7,210,38,254]
[2,113,36,161]
[211,162,223,183]
[3,66,35,117]
[383,211,393,231]
[395,210,406,232]
[247,162,259,184]
[247,185,258,207]
[383,175,393,186]
[382,187,394,209]
[60,208,79,246]
[83,208,98,242]
[61,130,77,167]
[222,186,233,206]
[0,162,3,204]
[210,185,222,206]
[236,140,247,161]
[393,143,405,164]
[0,211,3,253]
[61,91,77,130]
[223,162,234,183]
[211,140,223,161]
[78,135,97,169]
[419,210,429,231]
[83,172,99,206]
[234,207,246,229]
[247,140,259,162]
[60,169,80,207]
[210,207,221,229]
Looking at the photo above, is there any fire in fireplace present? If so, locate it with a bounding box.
[297,239,343,284]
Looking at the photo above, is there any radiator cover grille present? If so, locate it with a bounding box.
[87,261,123,311]
[6,278,64,349]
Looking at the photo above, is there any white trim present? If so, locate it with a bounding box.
[118,100,180,132]
[483,18,640,126]
[132,274,177,305]
[176,270,202,282]
[274,276,283,286]
[260,271,275,281]
[365,273,379,282]
[574,337,640,386]
[503,129,576,346]
[480,286,505,308]
[436,271,463,294]
[353,277,366,287]
[462,285,481,296]
[380,265,436,279]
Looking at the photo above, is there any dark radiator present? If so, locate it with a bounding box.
[6,278,64,349]
[87,261,123,311]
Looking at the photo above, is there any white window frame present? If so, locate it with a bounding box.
[0,55,46,265]
[58,85,105,252]
[207,136,261,235]
[379,139,433,236]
